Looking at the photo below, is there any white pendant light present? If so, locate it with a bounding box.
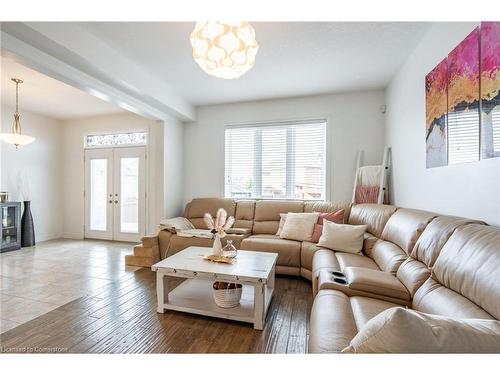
[0,78,35,149]
[190,22,259,80]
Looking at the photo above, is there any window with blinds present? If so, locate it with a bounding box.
[224,120,327,200]
[448,109,480,164]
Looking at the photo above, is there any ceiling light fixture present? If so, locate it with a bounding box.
[0,78,35,149]
[190,22,259,80]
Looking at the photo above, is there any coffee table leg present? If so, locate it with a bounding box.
[254,283,265,330]
[156,272,167,313]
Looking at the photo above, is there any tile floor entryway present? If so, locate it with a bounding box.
[0,239,138,333]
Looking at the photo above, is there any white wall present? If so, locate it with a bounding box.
[0,105,64,241]
[183,91,386,205]
[385,22,500,226]
[61,112,164,238]
[163,113,184,218]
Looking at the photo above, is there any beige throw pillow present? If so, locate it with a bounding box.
[279,212,319,242]
[342,307,500,353]
[318,221,367,253]
[276,213,288,236]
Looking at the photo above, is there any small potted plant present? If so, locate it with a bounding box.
[204,208,242,307]
[204,208,235,256]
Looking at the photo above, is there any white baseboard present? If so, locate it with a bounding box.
[36,232,64,243]
[61,232,84,240]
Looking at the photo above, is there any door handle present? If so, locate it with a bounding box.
[108,200,113,204]
[114,200,118,204]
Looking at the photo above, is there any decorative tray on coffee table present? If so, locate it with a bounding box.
[202,254,236,264]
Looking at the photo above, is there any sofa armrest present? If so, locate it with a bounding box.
[344,267,410,301]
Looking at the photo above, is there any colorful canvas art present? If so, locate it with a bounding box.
[425,59,448,168]
[480,22,500,159]
[446,28,480,165]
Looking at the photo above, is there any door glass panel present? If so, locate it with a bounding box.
[120,157,139,233]
[90,159,107,231]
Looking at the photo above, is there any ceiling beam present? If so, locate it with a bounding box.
[1,22,195,121]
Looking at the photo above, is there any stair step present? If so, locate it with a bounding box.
[125,255,159,268]
[133,244,159,258]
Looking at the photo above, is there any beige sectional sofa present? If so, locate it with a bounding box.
[126,197,500,353]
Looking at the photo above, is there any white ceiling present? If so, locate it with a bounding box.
[81,22,430,106]
[1,57,124,120]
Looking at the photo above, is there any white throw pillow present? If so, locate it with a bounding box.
[159,217,195,231]
[342,307,500,353]
[276,213,288,235]
[279,212,319,242]
[317,221,367,253]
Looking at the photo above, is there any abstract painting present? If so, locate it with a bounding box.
[447,28,480,165]
[480,21,500,159]
[425,58,448,168]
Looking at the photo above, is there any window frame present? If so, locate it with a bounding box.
[223,118,330,201]
[84,131,148,149]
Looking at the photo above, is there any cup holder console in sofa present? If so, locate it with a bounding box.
[329,271,348,285]
[321,267,411,304]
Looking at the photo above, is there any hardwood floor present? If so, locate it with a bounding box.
[0,267,313,353]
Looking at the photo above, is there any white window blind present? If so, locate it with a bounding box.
[448,109,480,164]
[225,120,327,200]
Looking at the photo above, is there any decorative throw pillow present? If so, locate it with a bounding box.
[317,221,367,253]
[159,217,195,232]
[276,213,288,236]
[341,307,500,353]
[279,213,319,242]
[310,209,345,243]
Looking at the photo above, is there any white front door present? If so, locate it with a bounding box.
[84,146,146,242]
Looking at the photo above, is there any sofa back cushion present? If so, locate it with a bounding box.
[412,278,494,319]
[185,198,236,229]
[234,200,255,230]
[381,208,436,254]
[304,202,352,223]
[253,200,304,234]
[396,215,483,297]
[411,215,482,267]
[369,240,407,275]
[431,224,500,319]
[348,204,398,238]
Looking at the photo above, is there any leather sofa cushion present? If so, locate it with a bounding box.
[185,198,236,229]
[342,307,500,353]
[336,252,379,271]
[304,201,351,223]
[370,240,407,275]
[254,200,303,221]
[349,296,400,329]
[381,208,436,254]
[301,241,319,271]
[362,233,379,257]
[431,224,500,319]
[348,204,398,237]
[240,234,301,267]
[311,249,341,295]
[344,267,411,301]
[412,215,482,267]
[396,258,430,297]
[185,198,236,222]
[252,200,303,234]
[309,290,358,353]
[252,221,280,235]
[412,278,494,319]
[234,200,255,230]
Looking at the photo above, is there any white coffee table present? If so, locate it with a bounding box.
[151,246,278,330]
